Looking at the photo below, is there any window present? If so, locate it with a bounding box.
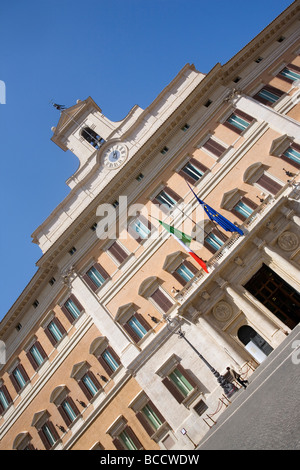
[124,313,151,343]
[253,84,284,106]
[58,397,80,426]
[277,64,300,84]
[107,241,129,264]
[154,189,179,211]
[223,109,254,134]
[172,260,198,286]
[160,146,169,155]
[81,127,105,149]
[38,421,59,450]
[202,138,226,158]
[162,364,197,404]
[96,345,121,377]
[255,173,283,195]
[194,399,208,416]
[102,349,120,373]
[45,318,67,346]
[112,426,143,450]
[204,230,227,254]
[27,342,47,371]
[150,288,173,313]
[68,246,77,255]
[128,216,151,242]
[178,158,208,184]
[10,365,29,393]
[61,295,84,323]
[231,197,258,221]
[80,372,101,400]
[281,143,300,169]
[83,263,109,292]
[169,368,194,397]
[141,403,163,431]
[0,385,12,414]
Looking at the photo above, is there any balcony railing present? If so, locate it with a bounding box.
[174,180,298,305]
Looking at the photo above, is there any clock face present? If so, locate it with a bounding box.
[103,144,128,169]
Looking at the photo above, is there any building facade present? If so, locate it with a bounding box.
[1,1,300,451]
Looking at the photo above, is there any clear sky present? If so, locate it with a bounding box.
[0,0,294,321]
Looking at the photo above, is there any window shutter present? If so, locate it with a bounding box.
[113,437,124,450]
[253,84,284,105]
[78,379,93,400]
[202,138,226,157]
[69,294,84,312]
[79,370,101,400]
[134,313,151,332]
[67,396,80,417]
[147,399,166,424]
[124,425,143,450]
[45,318,66,346]
[108,242,128,264]
[61,295,84,323]
[172,270,187,286]
[256,174,283,195]
[223,109,253,134]
[278,63,300,84]
[136,411,155,437]
[28,341,47,369]
[61,305,75,324]
[280,142,300,169]
[38,428,52,450]
[231,197,258,221]
[178,158,208,184]
[151,288,173,313]
[163,187,181,203]
[83,273,98,292]
[0,385,12,414]
[162,377,184,403]
[58,404,72,427]
[123,322,142,343]
[176,363,198,389]
[47,420,59,442]
[18,364,29,384]
[10,370,21,393]
[98,346,120,376]
[83,263,110,292]
[183,260,199,275]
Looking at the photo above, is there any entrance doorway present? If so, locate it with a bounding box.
[244,264,300,329]
[238,325,273,363]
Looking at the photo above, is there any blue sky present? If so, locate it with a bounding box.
[0,0,293,320]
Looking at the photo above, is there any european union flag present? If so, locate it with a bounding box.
[187,182,244,236]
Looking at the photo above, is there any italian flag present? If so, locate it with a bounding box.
[157,219,209,273]
[172,234,209,273]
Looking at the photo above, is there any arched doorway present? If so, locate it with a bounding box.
[238,325,273,363]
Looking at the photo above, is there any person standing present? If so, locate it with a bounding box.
[226,367,249,389]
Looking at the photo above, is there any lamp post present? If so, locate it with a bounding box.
[167,317,237,398]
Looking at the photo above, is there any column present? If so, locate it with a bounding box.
[224,284,279,339]
[263,245,300,287]
[197,314,246,367]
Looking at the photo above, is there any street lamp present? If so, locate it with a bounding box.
[166,317,237,398]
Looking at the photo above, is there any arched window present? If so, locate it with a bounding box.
[81,127,105,149]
